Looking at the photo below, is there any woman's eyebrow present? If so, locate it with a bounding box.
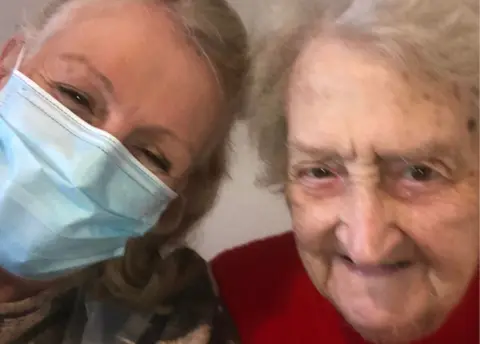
[287,140,466,166]
[379,141,462,164]
[59,53,115,94]
[141,126,194,160]
[287,141,344,161]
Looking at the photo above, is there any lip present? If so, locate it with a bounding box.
[338,255,414,277]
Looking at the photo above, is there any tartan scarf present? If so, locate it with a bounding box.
[0,248,239,344]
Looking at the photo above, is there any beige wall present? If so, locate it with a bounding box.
[0,0,44,42]
[0,0,292,260]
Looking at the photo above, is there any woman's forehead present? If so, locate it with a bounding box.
[34,4,217,100]
[26,0,222,160]
[286,37,476,163]
[41,1,170,40]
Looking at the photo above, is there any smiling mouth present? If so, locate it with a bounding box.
[338,255,414,276]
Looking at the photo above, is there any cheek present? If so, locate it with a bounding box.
[402,181,479,277]
[287,183,340,251]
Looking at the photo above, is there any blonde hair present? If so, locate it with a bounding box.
[246,0,479,190]
[22,0,248,310]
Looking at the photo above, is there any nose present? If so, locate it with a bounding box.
[98,113,133,143]
[337,186,403,265]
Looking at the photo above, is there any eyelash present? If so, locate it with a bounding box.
[140,149,172,173]
[399,164,440,181]
[55,84,173,175]
[52,83,175,175]
[56,84,94,112]
[296,166,338,179]
[293,163,447,191]
[292,164,343,188]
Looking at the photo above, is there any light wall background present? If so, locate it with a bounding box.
[0,0,297,260]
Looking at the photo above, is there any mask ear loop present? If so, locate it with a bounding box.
[13,48,25,71]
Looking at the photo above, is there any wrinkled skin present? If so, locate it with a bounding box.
[0,1,222,302]
[286,37,479,343]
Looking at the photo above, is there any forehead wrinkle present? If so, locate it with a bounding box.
[379,141,463,163]
[288,136,468,169]
[58,53,114,93]
[288,139,366,163]
[288,37,475,174]
[291,35,469,114]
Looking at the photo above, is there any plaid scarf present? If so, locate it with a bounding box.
[0,248,239,344]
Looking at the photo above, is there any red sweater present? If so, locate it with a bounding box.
[212,232,479,344]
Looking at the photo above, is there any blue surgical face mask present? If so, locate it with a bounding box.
[0,54,177,280]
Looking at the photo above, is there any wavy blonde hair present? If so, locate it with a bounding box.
[21,0,248,310]
[246,0,479,190]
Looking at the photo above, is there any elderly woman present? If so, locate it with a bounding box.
[212,0,479,343]
[0,0,247,343]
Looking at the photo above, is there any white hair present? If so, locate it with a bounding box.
[246,0,479,190]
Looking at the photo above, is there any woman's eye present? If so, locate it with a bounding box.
[391,163,449,198]
[292,165,343,196]
[293,165,340,183]
[403,165,438,182]
[304,167,336,179]
[56,84,93,111]
[141,149,172,174]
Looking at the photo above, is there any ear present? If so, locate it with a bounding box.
[0,35,25,87]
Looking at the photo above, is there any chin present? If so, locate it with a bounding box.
[340,303,443,344]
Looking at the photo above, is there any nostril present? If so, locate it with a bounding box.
[340,254,353,263]
[395,261,412,269]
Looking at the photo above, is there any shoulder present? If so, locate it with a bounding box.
[63,248,241,344]
[210,232,344,342]
[212,233,299,300]
[211,231,299,309]
[211,231,298,280]
[210,232,302,341]
[211,232,300,299]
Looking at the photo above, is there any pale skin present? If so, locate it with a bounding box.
[0,2,221,303]
[286,36,478,343]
